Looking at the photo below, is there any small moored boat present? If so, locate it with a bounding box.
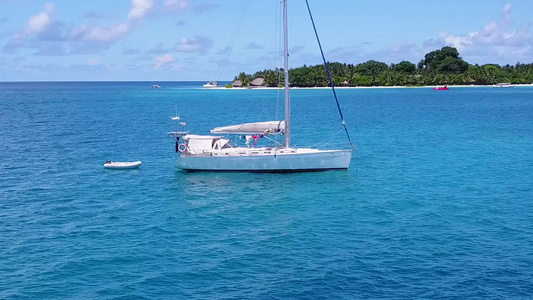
[433,86,449,90]
[493,83,514,88]
[104,160,142,169]
[203,81,218,88]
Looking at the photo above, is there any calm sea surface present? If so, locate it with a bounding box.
[1,82,532,299]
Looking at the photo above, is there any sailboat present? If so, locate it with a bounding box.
[169,0,353,172]
[171,104,180,121]
[202,81,219,88]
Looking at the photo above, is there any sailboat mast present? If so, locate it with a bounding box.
[283,0,291,148]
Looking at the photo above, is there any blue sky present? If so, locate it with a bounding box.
[0,0,531,81]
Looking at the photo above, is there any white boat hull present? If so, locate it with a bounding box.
[104,161,142,169]
[203,81,219,88]
[176,149,352,172]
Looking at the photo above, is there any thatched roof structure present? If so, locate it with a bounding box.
[232,80,242,87]
[250,78,265,86]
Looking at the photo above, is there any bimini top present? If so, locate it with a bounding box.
[210,121,285,135]
[182,135,233,154]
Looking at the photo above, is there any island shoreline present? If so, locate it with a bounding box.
[203,83,533,90]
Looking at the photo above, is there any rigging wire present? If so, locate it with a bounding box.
[304,0,353,147]
[213,0,252,82]
[263,134,284,147]
[308,128,344,149]
[254,0,283,124]
[248,1,284,148]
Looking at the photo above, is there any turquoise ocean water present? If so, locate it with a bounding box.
[1,82,532,299]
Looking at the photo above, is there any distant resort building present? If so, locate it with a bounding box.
[250,78,265,87]
[342,80,349,87]
[230,78,265,88]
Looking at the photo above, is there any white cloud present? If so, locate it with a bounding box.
[128,0,155,20]
[148,43,168,54]
[83,11,115,20]
[383,42,423,63]
[435,4,532,62]
[26,3,54,34]
[154,53,174,69]
[3,3,56,52]
[320,4,532,66]
[123,46,140,55]
[244,42,264,50]
[331,3,529,65]
[71,23,130,42]
[441,31,473,52]
[164,0,189,13]
[176,36,212,53]
[502,3,512,22]
[72,0,154,43]
[34,42,66,56]
[88,57,100,65]
[193,3,220,14]
[4,0,157,54]
[415,4,532,64]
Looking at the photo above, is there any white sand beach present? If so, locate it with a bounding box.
[205,83,533,90]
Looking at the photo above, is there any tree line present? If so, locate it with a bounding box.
[232,46,533,87]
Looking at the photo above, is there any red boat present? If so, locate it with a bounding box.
[433,86,449,90]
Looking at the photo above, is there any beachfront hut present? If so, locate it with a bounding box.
[342,80,349,86]
[232,80,242,87]
[250,78,265,87]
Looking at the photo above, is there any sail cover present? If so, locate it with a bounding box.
[210,121,285,135]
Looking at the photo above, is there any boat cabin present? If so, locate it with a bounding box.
[182,135,235,155]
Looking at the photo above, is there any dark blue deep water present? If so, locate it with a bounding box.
[1,82,532,299]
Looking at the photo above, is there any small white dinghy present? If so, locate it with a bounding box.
[103,160,142,169]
